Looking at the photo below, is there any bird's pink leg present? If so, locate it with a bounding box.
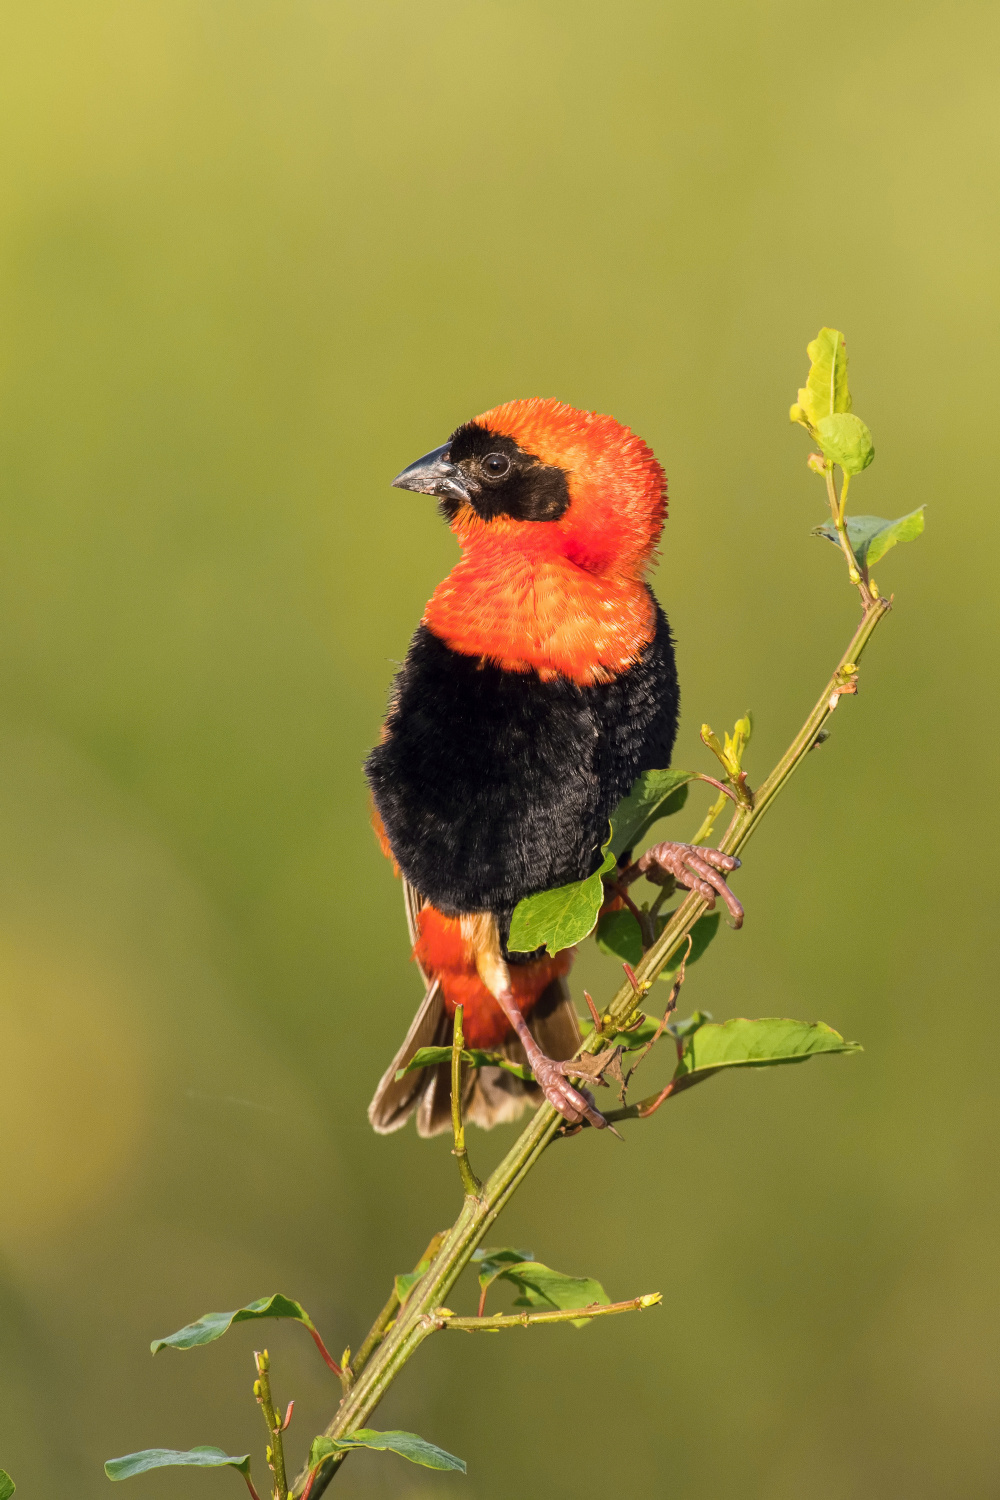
[493,988,607,1131]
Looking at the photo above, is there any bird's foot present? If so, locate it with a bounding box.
[492,983,608,1130]
[637,841,744,928]
[524,1041,608,1130]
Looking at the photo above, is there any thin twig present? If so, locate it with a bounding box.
[431,1293,662,1330]
[452,1007,482,1198]
[253,1350,288,1500]
[690,788,728,847]
[825,465,872,608]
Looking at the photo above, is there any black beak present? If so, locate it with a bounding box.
[391,443,473,504]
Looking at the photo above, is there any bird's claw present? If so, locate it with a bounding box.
[530,1051,608,1131]
[637,840,744,928]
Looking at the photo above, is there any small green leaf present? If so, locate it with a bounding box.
[595,910,721,978]
[608,769,694,858]
[0,1469,14,1499]
[394,1269,424,1304]
[595,908,646,966]
[815,412,874,474]
[790,326,851,429]
[471,1246,534,1297]
[508,834,615,955]
[672,1017,861,1092]
[105,1448,251,1481]
[495,1261,610,1328]
[151,1294,315,1354]
[396,1046,531,1082]
[309,1430,466,1474]
[813,508,924,572]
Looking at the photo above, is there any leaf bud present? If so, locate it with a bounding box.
[700,724,723,758]
[807,452,826,475]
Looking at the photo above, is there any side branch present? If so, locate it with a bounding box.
[431,1294,662,1331]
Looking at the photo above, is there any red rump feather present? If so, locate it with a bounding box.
[414,906,574,1050]
[423,398,667,685]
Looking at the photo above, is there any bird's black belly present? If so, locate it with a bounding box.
[365,598,679,921]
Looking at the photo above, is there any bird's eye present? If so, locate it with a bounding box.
[482,452,511,478]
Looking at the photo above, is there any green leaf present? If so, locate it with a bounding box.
[308,1430,466,1474]
[594,907,646,966]
[507,836,615,955]
[0,1469,14,1499]
[595,909,720,978]
[105,1448,251,1481]
[471,1252,608,1327]
[813,508,924,572]
[608,769,693,858]
[396,1046,531,1083]
[471,1246,534,1297]
[394,1269,424,1304]
[790,326,851,429]
[672,1017,861,1092]
[815,412,874,474]
[151,1293,316,1354]
[495,1261,610,1328]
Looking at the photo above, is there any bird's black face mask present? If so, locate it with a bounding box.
[392,423,570,524]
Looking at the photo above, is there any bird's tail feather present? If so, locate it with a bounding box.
[367,978,448,1135]
[369,975,581,1138]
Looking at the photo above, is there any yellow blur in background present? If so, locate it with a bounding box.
[0,2,997,1495]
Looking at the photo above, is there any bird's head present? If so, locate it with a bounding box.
[392,398,666,578]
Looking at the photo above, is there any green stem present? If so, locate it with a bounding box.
[690,788,728,847]
[452,1007,483,1198]
[297,593,892,1499]
[433,1293,662,1330]
[825,464,872,608]
[254,1350,288,1500]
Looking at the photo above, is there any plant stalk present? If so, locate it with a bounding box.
[433,1293,662,1330]
[254,1350,288,1500]
[825,465,872,607]
[451,1006,483,1197]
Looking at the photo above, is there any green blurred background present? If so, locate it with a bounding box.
[1,1,997,1494]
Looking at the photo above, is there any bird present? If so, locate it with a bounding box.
[365,398,740,1136]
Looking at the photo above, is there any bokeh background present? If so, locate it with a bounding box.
[1,2,997,1495]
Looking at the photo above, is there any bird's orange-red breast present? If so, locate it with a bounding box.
[423,399,667,683]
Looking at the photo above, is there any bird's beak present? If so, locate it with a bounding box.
[391,444,473,504]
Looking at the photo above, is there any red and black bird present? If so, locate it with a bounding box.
[366,399,739,1136]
